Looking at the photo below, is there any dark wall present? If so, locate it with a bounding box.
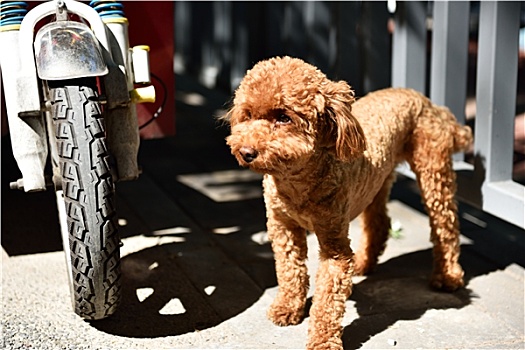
[174,1,392,96]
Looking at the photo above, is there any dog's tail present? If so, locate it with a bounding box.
[435,105,473,153]
[453,122,473,153]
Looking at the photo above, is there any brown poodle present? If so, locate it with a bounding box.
[223,56,472,349]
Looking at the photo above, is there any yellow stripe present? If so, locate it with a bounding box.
[133,45,150,52]
[0,24,21,32]
[102,17,128,25]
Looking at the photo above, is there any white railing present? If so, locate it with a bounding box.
[392,1,524,229]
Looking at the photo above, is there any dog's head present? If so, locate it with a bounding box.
[223,56,366,174]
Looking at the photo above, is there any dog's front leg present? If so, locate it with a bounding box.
[267,213,309,326]
[307,230,353,350]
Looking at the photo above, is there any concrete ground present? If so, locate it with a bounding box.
[2,74,524,349]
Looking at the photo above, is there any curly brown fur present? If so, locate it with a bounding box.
[223,56,472,349]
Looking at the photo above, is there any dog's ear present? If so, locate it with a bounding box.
[320,80,366,162]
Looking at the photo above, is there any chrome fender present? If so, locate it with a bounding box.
[34,21,108,80]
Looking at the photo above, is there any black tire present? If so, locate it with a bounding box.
[50,82,121,320]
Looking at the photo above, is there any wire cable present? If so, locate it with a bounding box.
[138,73,167,130]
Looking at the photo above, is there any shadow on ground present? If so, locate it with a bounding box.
[1,135,62,256]
[342,248,472,349]
[90,229,276,338]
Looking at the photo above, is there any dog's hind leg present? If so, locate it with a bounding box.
[354,171,396,275]
[267,214,309,326]
[408,115,465,291]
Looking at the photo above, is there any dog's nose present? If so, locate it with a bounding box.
[240,146,258,163]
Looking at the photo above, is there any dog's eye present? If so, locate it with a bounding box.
[276,114,292,125]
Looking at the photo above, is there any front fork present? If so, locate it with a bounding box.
[95,1,143,181]
[0,2,48,192]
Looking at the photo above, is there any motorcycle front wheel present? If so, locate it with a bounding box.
[49,80,121,320]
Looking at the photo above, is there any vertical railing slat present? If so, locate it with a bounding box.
[473,1,524,228]
[430,1,470,125]
[391,1,427,93]
[475,1,519,183]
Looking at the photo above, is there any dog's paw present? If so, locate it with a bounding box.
[267,301,304,326]
[430,268,465,292]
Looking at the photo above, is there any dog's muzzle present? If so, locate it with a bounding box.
[239,146,258,163]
